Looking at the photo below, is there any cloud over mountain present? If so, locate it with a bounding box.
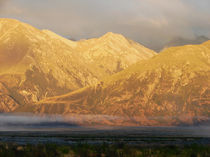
[0,0,210,50]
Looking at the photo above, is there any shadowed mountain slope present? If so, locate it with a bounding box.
[155,36,210,52]
[164,36,209,49]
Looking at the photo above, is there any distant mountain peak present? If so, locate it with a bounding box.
[102,32,122,37]
[163,36,210,49]
[100,32,127,41]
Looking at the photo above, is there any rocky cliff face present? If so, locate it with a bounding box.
[0,82,20,112]
[0,18,156,109]
[21,41,210,126]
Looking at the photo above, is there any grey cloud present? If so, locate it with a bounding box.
[0,0,7,5]
[0,0,210,51]
[0,0,8,10]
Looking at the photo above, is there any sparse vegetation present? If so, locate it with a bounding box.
[0,143,209,157]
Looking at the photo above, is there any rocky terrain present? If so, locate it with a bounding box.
[18,41,210,126]
[0,18,155,111]
[0,18,209,126]
[0,82,20,112]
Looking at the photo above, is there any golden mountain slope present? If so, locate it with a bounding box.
[20,41,210,126]
[75,32,155,74]
[0,18,156,109]
[0,82,20,112]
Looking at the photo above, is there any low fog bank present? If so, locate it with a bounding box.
[0,113,79,131]
[0,113,124,131]
[0,113,209,137]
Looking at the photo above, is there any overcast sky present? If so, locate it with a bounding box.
[0,0,210,50]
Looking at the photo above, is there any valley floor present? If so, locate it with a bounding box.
[0,128,210,157]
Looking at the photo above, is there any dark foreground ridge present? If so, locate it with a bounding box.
[0,142,209,157]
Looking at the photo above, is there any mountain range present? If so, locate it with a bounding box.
[153,36,209,52]
[164,36,209,49]
[0,18,155,112]
[0,18,209,126]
